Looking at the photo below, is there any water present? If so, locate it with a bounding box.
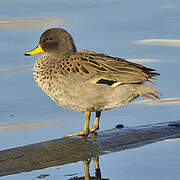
[0,0,180,179]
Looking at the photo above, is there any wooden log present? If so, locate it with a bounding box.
[0,120,180,177]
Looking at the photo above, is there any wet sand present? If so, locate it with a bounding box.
[1,120,180,177]
[0,121,58,132]
[0,17,71,30]
[134,97,180,105]
[135,39,180,47]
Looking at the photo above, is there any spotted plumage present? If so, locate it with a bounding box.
[25,28,161,137]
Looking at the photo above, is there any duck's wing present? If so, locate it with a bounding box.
[59,51,159,84]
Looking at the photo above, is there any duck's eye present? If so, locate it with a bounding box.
[45,38,53,42]
[43,38,48,42]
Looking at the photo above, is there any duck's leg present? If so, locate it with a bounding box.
[83,111,91,135]
[90,111,101,133]
[64,111,91,137]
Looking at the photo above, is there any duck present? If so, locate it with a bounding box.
[25,28,160,137]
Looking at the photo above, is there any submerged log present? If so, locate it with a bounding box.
[0,120,180,177]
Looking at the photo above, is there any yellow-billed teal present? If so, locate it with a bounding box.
[25,28,160,137]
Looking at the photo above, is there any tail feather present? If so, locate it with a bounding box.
[135,84,161,102]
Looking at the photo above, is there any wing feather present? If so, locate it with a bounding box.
[77,52,159,84]
[59,51,160,85]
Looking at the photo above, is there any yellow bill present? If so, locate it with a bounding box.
[24,45,44,56]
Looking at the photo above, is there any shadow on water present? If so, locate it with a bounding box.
[0,120,180,178]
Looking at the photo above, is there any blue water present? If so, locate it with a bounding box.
[0,0,180,179]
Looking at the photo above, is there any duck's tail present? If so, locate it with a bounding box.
[134,83,161,102]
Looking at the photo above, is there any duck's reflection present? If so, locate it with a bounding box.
[69,156,109,180]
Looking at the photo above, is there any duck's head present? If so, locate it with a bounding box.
[25,28,77,57]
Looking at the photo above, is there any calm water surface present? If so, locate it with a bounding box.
[0,0,180,179]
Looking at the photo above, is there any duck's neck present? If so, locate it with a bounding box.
[47,43,76,58]
[46,51,75,59]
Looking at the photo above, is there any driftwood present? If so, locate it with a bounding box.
[0,120,180,177]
